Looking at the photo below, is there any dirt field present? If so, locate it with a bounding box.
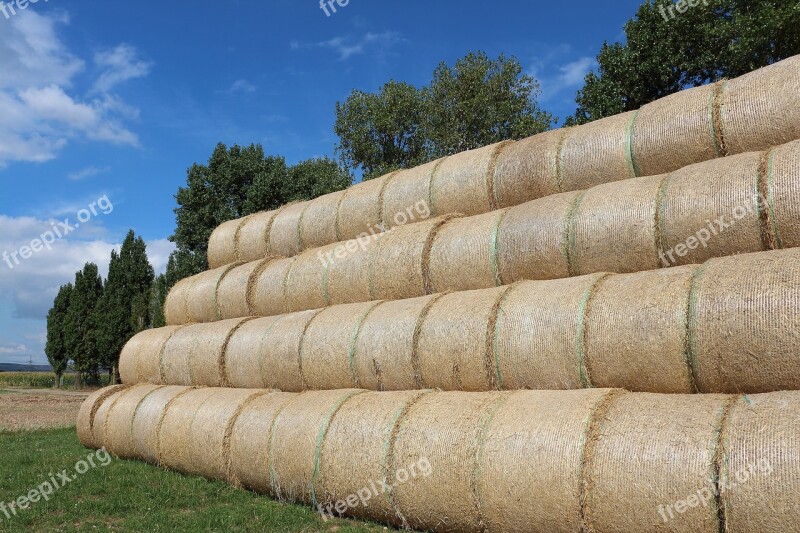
[0,389,89,432]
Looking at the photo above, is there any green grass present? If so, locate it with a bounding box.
[0,429,389,532]
[0,373,111,390]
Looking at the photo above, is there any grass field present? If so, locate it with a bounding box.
[0,372,111,390]
[0,428,388,532]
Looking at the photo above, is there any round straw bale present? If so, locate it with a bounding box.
[158,387,218,473]
[479,389,612,532]
[494,275,603,391]
[77,385,129,449]
[381,162,438,229]
[660,152,764,267]
[691,248,800,393]
[160,318,248,387]
[559,111,636,192]
[633,83,718,177]
[268,389,366,505]
[722,391,800,532]
[317,391,426,524]
[130,385,189,464]
[284,246,335,312]
[370,217,454,301]
[585,266,697,393]
[229,391,296,493]
[299,191,346,250]
[268,202,308,257]
[207,218,241,269]
[119,326,180,385]
[584,393,731,533]
[301,302,381,390]
[89,386,134,451]
[217,261,261,320]
[258,310,319,392]
[224,315,283,389]
[181,388,266,481]
[416,288,505,391]
[336,175,386,242]
[105,384,163,459]
[164,276,193,326]
[236,210,279,263]
[353,295,436,391]
[325,237,376,306]
[492,129,563,208]
[767,139,800,249]
[570,175,663,275]
[389,391,503,532]
[496,191,578,282]
[427,211,506,293]
[187,264,241,324]
[722,55,800,155]
[432,143,507,217]
[249,257,294,317]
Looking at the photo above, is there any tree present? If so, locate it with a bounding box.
[335,51,555,178]
[94,231,155,384]
[64,263,103,388]
[334,81,429,180]
[425,52,554,157]
[45,284,72,388]
[150,273,168,329]
[569,0,800,124]
[167,145,352,285]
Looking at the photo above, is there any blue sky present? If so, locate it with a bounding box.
[0,0,643,364]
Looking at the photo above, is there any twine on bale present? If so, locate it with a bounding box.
[686,263,708,393]
[232,214,255,262]
[296,309,327,390]
[758,148,782,250]
[213,263,243,322]
[245,257,281,316]
[471,393,513,531]
[489,208,511,287]
[564,191,588,278]
[578,389,627,533]
[377,170,402,228]
[485,285,516,390]
[154,386,197,466]
[128,385,166,456]
[576,274,612,389]
[487,140,515,211]
[410,293,450,389]
[157,326,185,385]
[266,393,299,499]
[654,173,673,268]
[425,157,449,218]
[218,317,258,388]
[380,391,432,529]
[347,301,385,388]
[554,127,571,193]
[421,215,461,295]
[309,390,367,509]
[624,109,641,178]
[708,396,739,533]
[222,390,272,486]
[710,80,729,158]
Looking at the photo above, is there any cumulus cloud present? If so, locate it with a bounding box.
[68,165,111,181]
[527,45,596,104]
[0,11,150,167]
[228,79,256,93]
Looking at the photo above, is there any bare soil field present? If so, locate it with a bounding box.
[0,389,89,432]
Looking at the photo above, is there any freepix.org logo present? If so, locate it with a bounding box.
[0,0,49,21]
[319,0,349,17]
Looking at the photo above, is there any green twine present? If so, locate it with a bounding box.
[489,209,510,287]
[575,274,606,389]
[564,192,587,277]
[321,258,331,306]
[624,110,641,178]
[766,152,784,249]
[686,264,707,393]
[347,302,383,387]
[309,391,364,508]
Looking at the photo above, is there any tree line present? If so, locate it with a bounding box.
[45,0,798,386]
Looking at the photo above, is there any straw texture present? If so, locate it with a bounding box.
[81,387,800,533]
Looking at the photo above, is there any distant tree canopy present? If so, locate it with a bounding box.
[335,51,555,180]
[45,283,72,387]
[569,0,800,124]
[166,144,351,285]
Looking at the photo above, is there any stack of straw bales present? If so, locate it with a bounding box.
[80,56,800,532]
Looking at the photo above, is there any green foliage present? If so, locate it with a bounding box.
[569,0,800,124]
[335,51,555,179]
[0,372,110,389]
[44,284,72,383]
[0,428,385,531]
[167,145,352,285]
[149,274,168,329]
[93,231,155,381]
[63,264,103,381]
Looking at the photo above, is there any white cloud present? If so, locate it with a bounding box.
[228,79,256,93]
[68,165,111,181]
[294,31,405,61]
[528,45,596,103]
[93,44,152,93]
[0,11,150,167]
